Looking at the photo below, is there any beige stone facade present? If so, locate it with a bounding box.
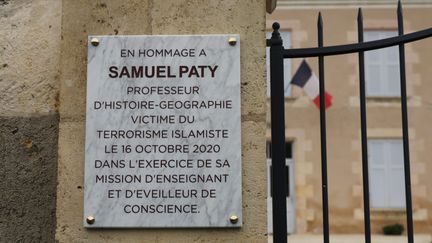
[267,3,432,235]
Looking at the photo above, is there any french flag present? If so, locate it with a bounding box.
[291,60,332,109]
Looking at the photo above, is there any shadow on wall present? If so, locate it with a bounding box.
[0,115,59,242]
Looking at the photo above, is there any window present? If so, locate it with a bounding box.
[266,31,292,97]
[364,31,401,97]
[368,139,405,209]
[266,141,292,197]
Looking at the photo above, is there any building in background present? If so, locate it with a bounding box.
[266,0,432,235]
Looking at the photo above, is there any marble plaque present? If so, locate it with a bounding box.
[84,35,242,228]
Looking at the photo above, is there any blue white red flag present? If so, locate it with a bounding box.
[291,60,332,109]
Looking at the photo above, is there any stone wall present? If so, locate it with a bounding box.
[0,1,266,241]
[0,0,61,242]
[56,0,267,242]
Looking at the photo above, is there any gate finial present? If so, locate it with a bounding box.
[271,22,282,46]
[357,8,363,40]
[272,22,280,31]
[357,8,363,23]
[398,0,403,15]
[397,0,404,35]
[318,12,323,29]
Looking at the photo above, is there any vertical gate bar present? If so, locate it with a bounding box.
[397,2,414,243]
[357,9,372,243]
[318,13,330,243]
[269,22,288,243]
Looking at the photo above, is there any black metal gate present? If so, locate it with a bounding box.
[266,1,432,243]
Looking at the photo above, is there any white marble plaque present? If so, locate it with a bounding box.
[84,35,242,228]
